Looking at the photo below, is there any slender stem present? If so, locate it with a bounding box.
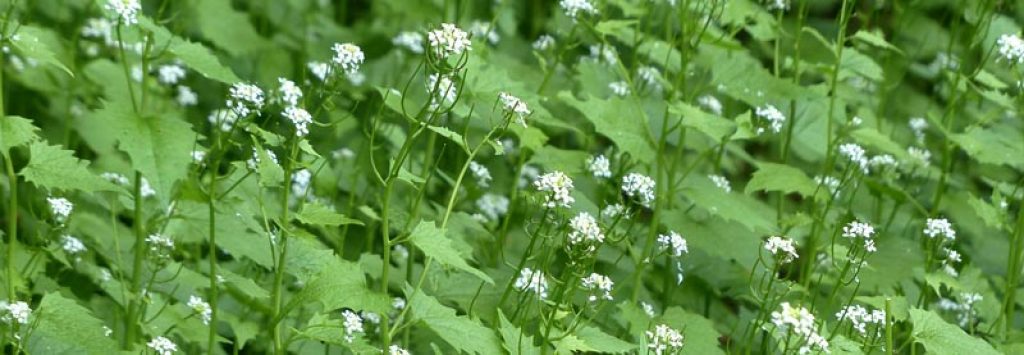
[272,138,299,355]
[126,171,146,347]
[207,157,220,354]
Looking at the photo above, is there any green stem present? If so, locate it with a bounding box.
[272,138,299,354]
[126,171,146,348]
[207,157,220,354]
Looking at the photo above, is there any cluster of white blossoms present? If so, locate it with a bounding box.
[332,43,365,74]
[835,304,886,336]
[146,233,174,256]
[532,35,556,51]
[766,0,789,11]
[997,33,1024,65]
[105,0,141,25]
[291,169,313,199]
[499,92,530,126]
[48,196,73,224]
[427,23,472,60]
[101,172,131,185]
[61,235,87,255]
[709,174,731,193]
[637,66,662,92]
[393,31,425,53]
[534,171,575,208]
[567,212,605,250]
[601,203,626,219]
[468,21,500,45]
[283,106,313,137]
[622,173,656,208]
[814,175,841,198]
[839,143,870,174]
[186,295,212,325]
[937,292,982,327]
[0,301,31,325]
[587,155,612,179]
[207,109,239,132]
[468,161,492,187]
[698,95,724,116]
[560,0,599,20]
[657,231,688,257]
[147,336,178,355]
[389,345,412,355]
[924,218,956,240]
[278,78,303,106]
[341,310,364,343]
[906,146,932,167]
[646,324,684,355]
[609,81,631,97]
[157,64,186,85]
[514,268,549,299]
[227,82,265,117]
[426,73,458,109]
[307,61,332,82]
[589,45,618,65]
[754,105,786,134]
[581,273,614,302]
[176,86,197,106]
[842,220,878,253]
[869,154,898,172]
[770,302,829,354]
[909,117,928,144]
[476,193,509,221]
[764,236,798,264]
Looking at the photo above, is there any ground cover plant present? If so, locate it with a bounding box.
[0,0,1022,353]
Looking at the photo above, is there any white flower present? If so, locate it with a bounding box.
[589,45,618,65]
[82,18,114,43]
[191,150,206,163]
[141,178,156,198]
[568,212,605,249]
[332,43,365,73]
[278,78,303,107]
[708,174,731,193]
[392,245,409,262]
[533,35,555,51]
[766,0,789,11]
[427,73,457,109]
[907,147,931,167]
[560,0,599,20]
[332,147,355,160]
[247,148,279,170]
[468,161,492,187]
[476,193,509,221]
[869,154,898,171]
[622,173,656,208]
[207,109,239,132]
[101,172,130,185]
[909,117,928,144]
[839,143,870,174]
[764,236,798,263]
[997,33,1024,64]
[156,64,186,85]
[581,273,614,301]
[815,175,841,197]
[389,345,411,355]
[842,220,877,253]
[534,171,575,208]
[754,105,786,135]
[61,235,87,254]
[146,233,174,255]
[176,86,197,106]
[392,297,406,311]
[770,303,829,354]
[283,106,313,137]
[427,23,471,60]
[657,231,688,257]
[850,116,863,126]
[641,302,657,317]
[187,295,212,325]
[646,324,684,355]
[587,155,612,179]
[147,336,178,355]
[499,92,530,126]
[308,61,332,82]
[0,301,31,325]
[835,305,887,337]
[519,165,541,189]
[637,66,662,92]
[48,197,73,223]
[698,95,723,116]
[468,21,500,45]
[106,0,141,25]
[601,203,627,219]
[514,268,549,299]
[609,81,630,96]
[393,31,424,53]
[227,82,265,117]
[924,218,956,240]
[341,310,364,343]
[291,168,312,198]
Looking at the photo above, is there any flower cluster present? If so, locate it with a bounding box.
[534,171,575,208]
[476,193,509,221]
[637,66,662,92]
[332,43,365,73]
[499,92,530,126]
[567,212,605,251]
[393,31,424,53]
[106,0,141,25]
[842,220,878,253]
[754,105,786,134]
[514,268,549,299]
[764,236,798,264]
[770,302,829,354]
[427,23,472,60]
[709,174,731,193]
[147,336,178,355]
[427,73,458,110]
[815,175,841,198]
[997,33,1024,65]
[835,304,886,336]
[937,292,982,327]
[646,324,684,355]
[609,81,630,96]
[227,82,265,117]
[341,309,364,343]
[0,301,31,325]
[146,233,175,258]
[839,143,869,174]
[61,235,87,255]
[469,161,492,187]
[48,196,73,224]
[560,0,599,21]
[581,273,614,302]
[468,21,500,45]
[587,155,612,179]
[389,345,411,355]
[657,231,688,257]
[924,218,956,240]
[533,35,556,51]
[187,295,213,325]
[909,117,928,144]
[622,173,656,208]
[283,106,312,137]
[698,95,723,116]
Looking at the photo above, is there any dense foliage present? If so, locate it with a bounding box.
[0,0,1022,354]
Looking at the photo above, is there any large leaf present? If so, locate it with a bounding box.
[140,17,241,84]
[556,326,638,354]
[745,162,817,197]
[195,0,270,56]
[0,116,39,153]
[19,141,114,192]
[558,92,656,163]
[669,102,736,142]
[285,257,390,315]
[406,288,503,355]
[27,293,118,354]
[12,25,72,76]
[408,220,494,284]
[296,201,364,226]
[909,308,999,355]
[497,310,542,355]
[950,125,1024,169]
[661,307,724,355]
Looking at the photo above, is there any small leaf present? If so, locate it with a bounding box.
[556,326,638,354]
[909,308,999,355]
[408,220,494,284]
[0,116,40,153]
[12,25,73,76]
[296,201,363,226]
[497,310,542,355]
[669,102,736,141]
[140,17,241,84]
[19,141,115,192]
[745,162,816,197]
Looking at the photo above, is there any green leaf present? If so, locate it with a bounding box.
[0,116,39,153]
[558,92,656,163]
[285,257,390,315]
[745,162,816,197]
[19,141,115,193]
[909,308,999,355]
[98,99,194,200]
[26,293,118,354]
[139,17,241,84]
[195,0,270,56]
[851,128,910,160]
[852,30,903,54]
[950,125,1024,169]
[661,307,725,355]
[296,201,364,226]
[12,25,73,76]
[408,220,494,285]
[556,326,638,354]
[497,310,542,355]
[669,102,736,141]
[406,288,503,355]
[253,141,284,187]
[428,125,469,154]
